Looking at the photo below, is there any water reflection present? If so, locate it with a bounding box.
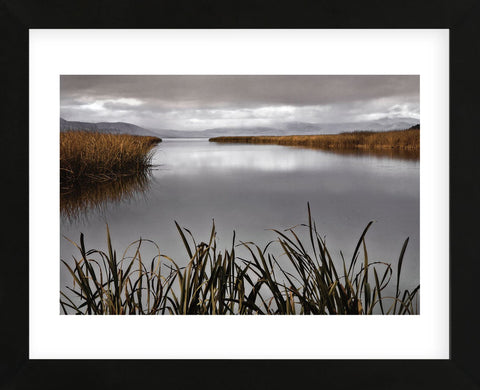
[60,171,154,223]
[156,140,418,174]
[61,139,420,302]
[293,146,420,161]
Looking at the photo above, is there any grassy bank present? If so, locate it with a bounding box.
[61,205,419,315]
[210,128,420,155]
[60,131,161,188]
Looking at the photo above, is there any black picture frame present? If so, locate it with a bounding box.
[2,0,478,388]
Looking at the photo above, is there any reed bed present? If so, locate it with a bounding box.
[61,205,419,315]
[60,131,161,188]
[210,128,420,155]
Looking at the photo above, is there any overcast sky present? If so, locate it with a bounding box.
[60,75,419,131]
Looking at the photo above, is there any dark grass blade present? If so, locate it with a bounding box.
[393,237,409,314]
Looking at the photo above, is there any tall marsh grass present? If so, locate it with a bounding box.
[61,205,419,315]
[210,128,420,157]
[60,131,161,188]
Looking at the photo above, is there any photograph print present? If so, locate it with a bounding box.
[60,75,420,315]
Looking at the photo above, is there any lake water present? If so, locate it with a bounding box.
[60,138,420,306]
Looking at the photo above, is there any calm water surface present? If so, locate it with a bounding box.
[60,139,420,296]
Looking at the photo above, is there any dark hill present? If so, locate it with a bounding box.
[60,118,160,137]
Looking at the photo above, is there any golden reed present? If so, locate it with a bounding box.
[210,128,420,157]
[60,130,161,186]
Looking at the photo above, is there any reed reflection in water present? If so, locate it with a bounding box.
[300,147,420,161]
[60,171,154,222]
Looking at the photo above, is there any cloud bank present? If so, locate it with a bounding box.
[60,75,419,131]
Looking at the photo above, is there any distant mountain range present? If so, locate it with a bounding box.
[60,118,159,137]
[60,118,419,138]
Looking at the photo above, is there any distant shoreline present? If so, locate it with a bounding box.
[209,128,420,157]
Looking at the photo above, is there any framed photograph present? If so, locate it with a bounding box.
[2,1,478,388]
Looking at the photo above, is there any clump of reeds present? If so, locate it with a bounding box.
[210,128,420,156]
[61,204,419,315]
[60,131,161,188]
[61,226,175,314]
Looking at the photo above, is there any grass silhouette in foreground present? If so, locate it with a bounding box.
[210,128,420,158]
[60,131,161,189]
[60,204,419,315]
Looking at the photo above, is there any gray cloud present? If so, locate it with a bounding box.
[60,75,419,131]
